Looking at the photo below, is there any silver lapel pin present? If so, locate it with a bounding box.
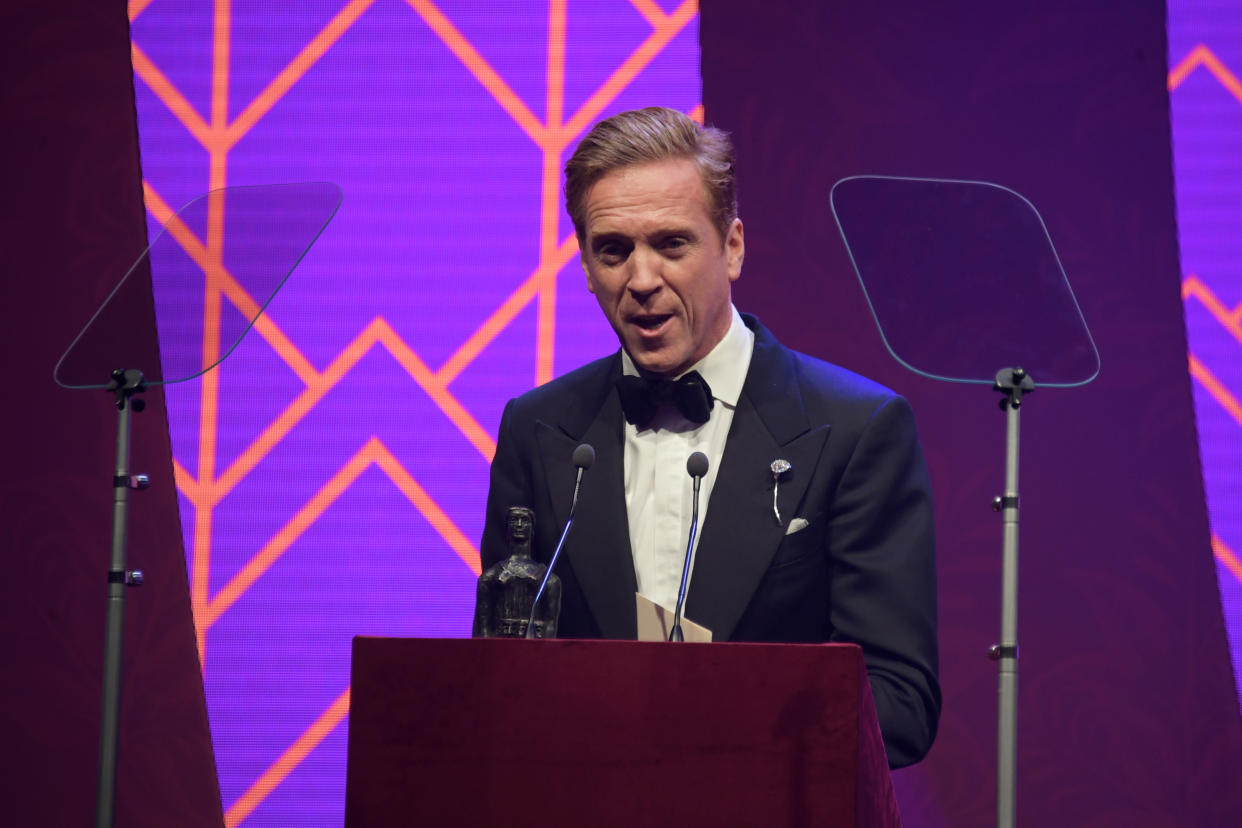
[770,459,791,524]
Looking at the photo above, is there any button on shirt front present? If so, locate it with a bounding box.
[622,306,755,614]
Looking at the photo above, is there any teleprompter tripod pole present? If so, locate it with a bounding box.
[990,367,1033,828]
[96,369,148,828]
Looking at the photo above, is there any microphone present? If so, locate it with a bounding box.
[670,451,709,642]
[525,443,595,638]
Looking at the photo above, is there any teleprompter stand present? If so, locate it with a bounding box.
[989,366,1035,828]
[54,183,342,828]
[831,176,1099,828]
[94,368,149,828]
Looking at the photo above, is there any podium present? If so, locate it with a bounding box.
[345,637,900,827]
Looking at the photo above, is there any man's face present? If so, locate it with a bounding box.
[580,158,744,378]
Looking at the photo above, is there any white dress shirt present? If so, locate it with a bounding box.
[621,306,755,614]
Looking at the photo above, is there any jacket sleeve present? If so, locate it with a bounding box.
[826,394,940,768]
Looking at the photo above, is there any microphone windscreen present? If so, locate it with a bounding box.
[572,443,596,470]
[686,451,709,478]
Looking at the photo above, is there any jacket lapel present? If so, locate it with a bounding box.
[685,316,831,641]
[533,356,638,639]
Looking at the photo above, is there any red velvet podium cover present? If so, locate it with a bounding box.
[345,637,899,827]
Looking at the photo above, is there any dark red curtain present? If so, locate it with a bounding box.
[0,1,221,824]
[703,1,1242,824]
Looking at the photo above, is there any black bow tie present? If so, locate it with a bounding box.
[616,371,715,428]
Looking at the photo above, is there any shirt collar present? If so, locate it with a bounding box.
[620,305,754,407]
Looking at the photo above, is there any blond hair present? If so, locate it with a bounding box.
[564,107,738,243]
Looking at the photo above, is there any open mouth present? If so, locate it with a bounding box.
[631,314,672,332]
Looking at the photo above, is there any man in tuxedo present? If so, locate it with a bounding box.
[479,107,939,768]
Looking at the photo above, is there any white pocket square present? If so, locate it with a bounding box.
[785,517,809,535]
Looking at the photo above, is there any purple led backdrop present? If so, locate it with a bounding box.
[1169,0,1242,713]
[128,1,700,824]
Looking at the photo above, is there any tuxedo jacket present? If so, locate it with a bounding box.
[481,314,940,768]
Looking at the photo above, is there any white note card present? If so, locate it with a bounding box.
[635,593,712,642]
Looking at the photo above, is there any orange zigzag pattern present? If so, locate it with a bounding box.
[129,1,701,822]
[1169,45,1242,589]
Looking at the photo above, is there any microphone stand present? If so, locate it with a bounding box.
[525,445,593,638]
[670,454,707,642]
[525,504,575,639]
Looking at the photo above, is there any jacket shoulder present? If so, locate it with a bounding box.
[505,352,619,426]
[790,349,903,411]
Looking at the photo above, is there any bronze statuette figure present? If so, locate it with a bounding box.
[472,505,561,638]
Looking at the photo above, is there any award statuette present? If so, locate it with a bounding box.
[472,506,561,638]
